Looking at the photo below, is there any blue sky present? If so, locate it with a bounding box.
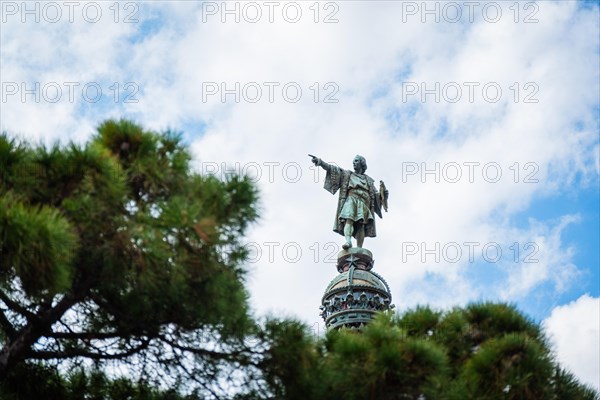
[1,0,598,390]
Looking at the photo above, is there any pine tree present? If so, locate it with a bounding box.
[259,305,599,400]
[0,119,259,397]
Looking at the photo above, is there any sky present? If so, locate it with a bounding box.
[1,0,599,391]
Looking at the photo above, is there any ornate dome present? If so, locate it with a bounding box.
[320,249,393,330]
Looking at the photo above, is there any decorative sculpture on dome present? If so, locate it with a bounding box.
[311,154,394,330]
[309,154,388,250]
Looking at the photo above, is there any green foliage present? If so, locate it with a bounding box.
[0,362,68,400]
[550,367,600,400]
[258,305,599,400]
[461,333,554,399]
[0,194,77,296]
[323,314,447,400]
[258,313,447,400]
[397,305,441,337]
[0,120,259,397]
[257,319,320,400]
[0,363,194,400]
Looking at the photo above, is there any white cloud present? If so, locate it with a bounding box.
[543,294,600,392]
[499,214,581,299]
[0,2,137,142]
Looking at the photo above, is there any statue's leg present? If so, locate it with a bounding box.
[356,224,365,248]
[343,219,353,249]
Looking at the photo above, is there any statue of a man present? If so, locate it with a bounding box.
[310,154,388,250]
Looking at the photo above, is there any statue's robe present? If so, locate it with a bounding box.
[323,165,382,238]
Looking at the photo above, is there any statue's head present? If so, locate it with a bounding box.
[353,155,367,173]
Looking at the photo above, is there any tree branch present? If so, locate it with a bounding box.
[0,309,16,339]
[29,338,150,361]
[44,331,122,340]
[0,272,94,376]
[157,334,260,368]
[0,289,36,320]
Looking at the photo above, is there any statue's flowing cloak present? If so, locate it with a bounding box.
[323,164,382,238]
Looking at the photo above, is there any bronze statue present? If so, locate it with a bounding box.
[310,154,388,249]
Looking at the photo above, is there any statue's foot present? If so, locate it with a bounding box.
[342,241,352,250]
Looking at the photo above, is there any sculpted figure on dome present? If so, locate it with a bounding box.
[310,154,389,250]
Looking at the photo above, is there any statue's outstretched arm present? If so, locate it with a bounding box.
[309,154,331,171]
